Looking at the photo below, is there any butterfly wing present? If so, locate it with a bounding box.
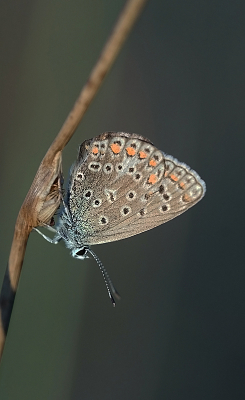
[67,132,205,245]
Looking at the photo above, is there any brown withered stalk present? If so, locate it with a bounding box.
[0,0,148,360]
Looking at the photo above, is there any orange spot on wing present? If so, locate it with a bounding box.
[110,143,121,154]
[183,193,192,202]
[170,174,178,182]
[126,147,136,156]
[149,159,157,167]
[179,182,185,189]
[139,151,147,159]
[92,147,99,154]
[148,174,157,184]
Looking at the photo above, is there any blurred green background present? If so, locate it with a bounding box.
[0,0,245,399]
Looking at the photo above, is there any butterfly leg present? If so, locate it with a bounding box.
[33,228,61,244]
[41,222,57,233]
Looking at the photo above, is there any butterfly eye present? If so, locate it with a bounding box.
[73,247,88,259]
[76,249,86,256]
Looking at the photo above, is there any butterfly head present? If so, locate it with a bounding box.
[71,246,90,260]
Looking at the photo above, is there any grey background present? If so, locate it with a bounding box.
[0,0,245,399]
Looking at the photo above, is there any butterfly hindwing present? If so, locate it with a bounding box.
[67,132,205,245]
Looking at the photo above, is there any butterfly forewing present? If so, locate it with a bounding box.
[67,132,205,245]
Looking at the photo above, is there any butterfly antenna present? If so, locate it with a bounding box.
[87,248,121,307]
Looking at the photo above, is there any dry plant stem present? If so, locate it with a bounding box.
[0,152,63,359]
[0,0,148,360]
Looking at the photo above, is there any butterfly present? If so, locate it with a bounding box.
[35,132,206,305]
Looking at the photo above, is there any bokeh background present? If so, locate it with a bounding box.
[0,0,245,399]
